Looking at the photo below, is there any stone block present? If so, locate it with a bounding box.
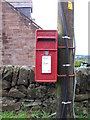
[2,80,11,90]
[75,94,89,102]
[8,87,26,98]
[12,66,20,87]
[2,90,8,97]
[2,66,13,82]
[17,85,27,95]
[17,66,29,87]
[28,66,35,83]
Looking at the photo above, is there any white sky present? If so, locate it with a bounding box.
[32,0,89,55]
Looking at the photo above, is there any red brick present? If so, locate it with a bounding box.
[2,2,40,66]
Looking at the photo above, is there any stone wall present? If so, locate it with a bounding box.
[75,67,90,115]
[1,65,57,113]
[0,66,89,114]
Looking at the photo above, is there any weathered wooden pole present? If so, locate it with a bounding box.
[88,2,90,62]
[0,0,2,66]
[0,0,2,117]
[56,0,74,118]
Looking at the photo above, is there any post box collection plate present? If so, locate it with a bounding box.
[42,56,51,73]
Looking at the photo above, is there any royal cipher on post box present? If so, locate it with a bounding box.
[35,30,58,82]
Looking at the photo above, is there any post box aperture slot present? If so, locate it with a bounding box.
[37,38,56,41]
[37,38,56,50]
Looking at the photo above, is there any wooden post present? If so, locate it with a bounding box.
[56,0,74,118]
[0,0,2,66]
[0,0,2,117]
[88,2,90,62]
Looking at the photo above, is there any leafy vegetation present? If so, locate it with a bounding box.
[75,60,82,67]
[1,108,90,119]
[30,110,50,118]
[75,106,90,119]
[1,110,50,119]
[2,111,27,119]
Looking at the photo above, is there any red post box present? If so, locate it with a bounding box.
[35,30,58,82]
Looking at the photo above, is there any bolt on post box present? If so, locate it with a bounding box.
[35,30,58,82]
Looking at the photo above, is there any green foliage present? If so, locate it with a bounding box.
[1,108,90,119]
[31,110,41,118]
[2,111,27,119]
[31,110,50,118]
[2,110,50,119]
[75,107,90,119]
[41,110,49,118]
[75,60,82,67]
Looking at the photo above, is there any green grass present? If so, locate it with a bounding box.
[1,108,90,119]
[75,107,90,119]
[30,110,41,118]
[75,60,82,67]
[2,111,27,119]
[1,110,50,119]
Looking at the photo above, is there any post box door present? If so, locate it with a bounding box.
[35,30,57,82]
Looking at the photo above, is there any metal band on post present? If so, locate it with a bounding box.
[62,101,71,105]
[57,74,75,78]
[62,64,71,67]
[62,36,71,40]
[58,46,75,49]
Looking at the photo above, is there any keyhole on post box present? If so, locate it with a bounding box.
[45,51,49,55]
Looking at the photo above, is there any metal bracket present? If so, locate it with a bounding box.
[57,74,75,77]
[58,46,75,49]
[62,101,71,105]
[62,36,71,40]
[62,64,71,67]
